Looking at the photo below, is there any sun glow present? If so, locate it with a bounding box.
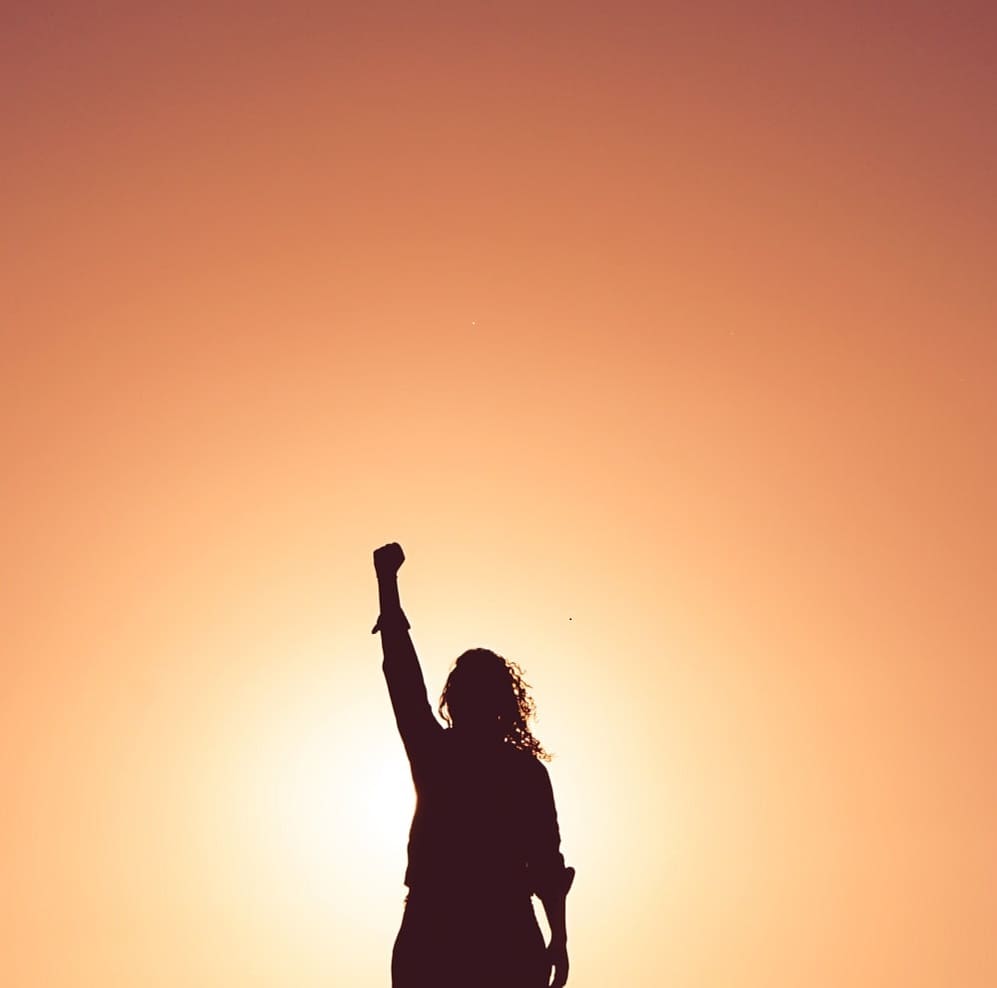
[247,698,414,906]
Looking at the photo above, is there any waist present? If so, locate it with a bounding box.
[407,864,531,897]
[403,884,536,921]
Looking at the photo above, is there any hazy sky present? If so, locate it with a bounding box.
[3,4,995,987]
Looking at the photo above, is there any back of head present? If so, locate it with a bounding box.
[439,648,549,761]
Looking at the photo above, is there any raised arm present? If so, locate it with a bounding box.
[372,543,441,762]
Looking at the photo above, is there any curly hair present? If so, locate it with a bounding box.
[438,648,551,762]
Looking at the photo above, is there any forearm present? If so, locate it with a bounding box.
[539,889,568,947]
[377,572,402,620]
[373,570,411,636]
[375,572,416,666]
[540,873,572,988]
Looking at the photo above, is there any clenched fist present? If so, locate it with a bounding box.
[373,542,405,578]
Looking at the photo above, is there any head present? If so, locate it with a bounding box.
[439,648,550,761]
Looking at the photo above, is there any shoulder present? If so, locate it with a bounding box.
[505,744,550,783]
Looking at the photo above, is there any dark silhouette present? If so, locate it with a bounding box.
[372,542,575,988]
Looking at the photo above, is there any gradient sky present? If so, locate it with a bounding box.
[3,4,996,987]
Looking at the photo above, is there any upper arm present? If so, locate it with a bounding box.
[380,628,442,762]
[526,760,566,888]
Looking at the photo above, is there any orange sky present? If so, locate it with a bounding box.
[3,4,995,987]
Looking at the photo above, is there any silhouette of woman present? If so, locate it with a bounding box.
[371,542,574,988]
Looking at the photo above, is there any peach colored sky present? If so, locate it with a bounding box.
[3,4,995,987]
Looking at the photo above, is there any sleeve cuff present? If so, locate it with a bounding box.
[532,864,575,899]
[371,608,411,635]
